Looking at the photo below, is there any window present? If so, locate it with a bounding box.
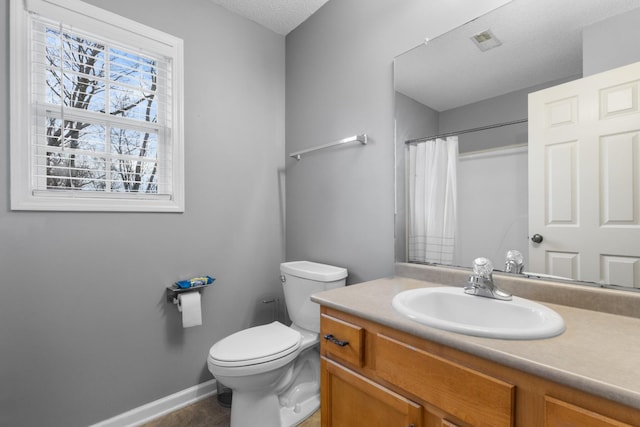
[10,0,184,211]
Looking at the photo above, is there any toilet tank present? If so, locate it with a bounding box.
[280,261,347,333]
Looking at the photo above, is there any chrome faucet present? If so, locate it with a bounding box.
[464,257,512,301]
[504,250,524,274]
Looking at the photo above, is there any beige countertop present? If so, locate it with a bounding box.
[311,275,640,411]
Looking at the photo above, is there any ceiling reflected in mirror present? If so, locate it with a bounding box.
[395,0,640,112]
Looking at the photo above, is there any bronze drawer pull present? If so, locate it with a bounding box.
[324,334,349,347]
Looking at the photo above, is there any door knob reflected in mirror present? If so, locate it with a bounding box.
[531,234,543,243]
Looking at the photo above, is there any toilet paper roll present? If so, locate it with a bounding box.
[178,292,202,328]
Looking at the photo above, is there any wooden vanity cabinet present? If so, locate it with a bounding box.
[319,306,640,427]
[544,396,634,427]
[321,357,422,427]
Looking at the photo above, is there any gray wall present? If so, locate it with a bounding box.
[439,88,530,153]
[0,0,514,425]
[583,6,640,76]
[0,0,285,425]
[285,0,510,284]
[438,77,579,154]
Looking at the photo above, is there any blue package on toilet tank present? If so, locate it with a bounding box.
[175,276,215,289]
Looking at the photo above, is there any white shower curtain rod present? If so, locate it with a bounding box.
[405,118,527,144]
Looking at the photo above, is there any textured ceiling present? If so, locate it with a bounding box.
[208,0,331,35]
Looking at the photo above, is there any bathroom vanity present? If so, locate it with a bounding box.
[312,265,640,426]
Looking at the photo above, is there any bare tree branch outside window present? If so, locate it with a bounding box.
[43,26,160,193]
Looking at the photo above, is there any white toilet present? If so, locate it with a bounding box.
[207,261,347,427]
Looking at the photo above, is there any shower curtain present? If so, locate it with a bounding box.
[407,136,458,264]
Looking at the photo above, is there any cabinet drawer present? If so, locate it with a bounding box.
[322,357,422,427]
[320,314,364,367]
[545,396,634,427]
[375,334,514,427]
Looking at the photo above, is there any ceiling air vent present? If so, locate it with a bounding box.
[471,29,502,52]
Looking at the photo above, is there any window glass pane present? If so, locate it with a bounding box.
[47,154,108,191]
[109,85,157,122]
[52,27,107,112]
[43,116,64,148]
[44,118,107,190]
[44,116,106,151]
[44,27,61,66]
[110,159,159,193]
[63,72,106,112]
[46,152,107,190]
[44,28,63,105]
[67,122,106,152]
[110,127,158,158]
[110,127,158,193]
[109,48,156,92]
[109,48,158,123]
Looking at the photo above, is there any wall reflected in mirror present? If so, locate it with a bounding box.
[394,0,640,289]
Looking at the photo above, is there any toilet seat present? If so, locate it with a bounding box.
[209,321,302,367]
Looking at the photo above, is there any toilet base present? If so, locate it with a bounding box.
[228,385,320,427]
[222,346,321,427]
[230,389,281,427]
[278,346,320,426]
[280,393,320,427]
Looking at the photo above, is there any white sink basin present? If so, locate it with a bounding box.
[392,287,565,340]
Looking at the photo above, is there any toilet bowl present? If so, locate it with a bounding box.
[207,261,347,427]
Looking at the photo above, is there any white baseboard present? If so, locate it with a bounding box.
[90,379,218,427]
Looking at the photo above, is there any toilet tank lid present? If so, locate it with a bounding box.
[281,261,347,282]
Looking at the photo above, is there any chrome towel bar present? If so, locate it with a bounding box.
[289,134,367,160]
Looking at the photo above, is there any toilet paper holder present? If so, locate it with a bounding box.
[166,284,209,305]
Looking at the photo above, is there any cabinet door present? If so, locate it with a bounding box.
[321,357,422,427]
[545,396,634,427]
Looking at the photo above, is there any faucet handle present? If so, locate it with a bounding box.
[505,250,524,274]
[472,257,493,278]
[506,250,523,262]
[467,257,512,301]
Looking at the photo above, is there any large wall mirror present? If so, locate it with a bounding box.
[394,0,640,290]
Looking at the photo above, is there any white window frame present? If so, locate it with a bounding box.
[10,0,185,212]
